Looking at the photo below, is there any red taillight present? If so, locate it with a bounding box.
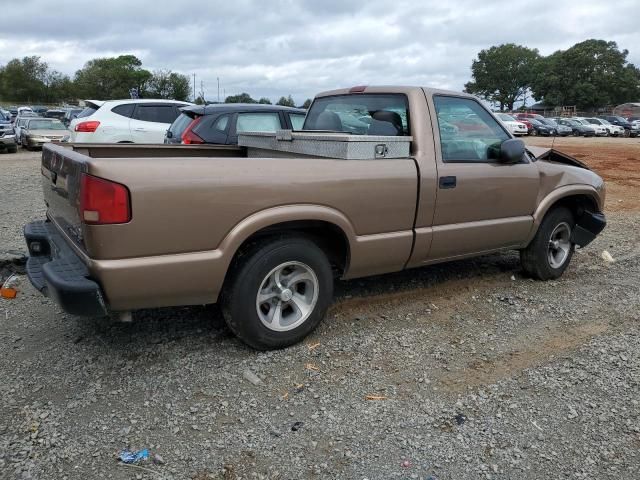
[80,173,131,225]
[74,120,100,133]
[181,117,204,144]
[349,85,367,93]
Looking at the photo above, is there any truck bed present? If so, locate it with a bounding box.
[38,142,419,310]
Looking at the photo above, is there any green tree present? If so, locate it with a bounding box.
[464,44,540,111]
[74,55,152,99]
[302,98,312,109]
[276,95,296,107]
[258,97,272,104]
[44,70,74,103]
[225,92,257,103]
[145,69,191,100]
[531,39,640,109]
[0,56,49,102]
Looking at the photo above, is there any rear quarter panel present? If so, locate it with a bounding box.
[83,156,418,260]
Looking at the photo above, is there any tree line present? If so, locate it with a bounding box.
[0,54,308,106]
[465,39,640,111]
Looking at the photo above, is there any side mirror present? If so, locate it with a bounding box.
[166,131,173,139]
[498,138,525,164]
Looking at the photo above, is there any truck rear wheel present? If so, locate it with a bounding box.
[521,207,575,280]
[221,237,333,350]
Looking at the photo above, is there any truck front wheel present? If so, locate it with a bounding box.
[222,237,333,350]
[521,207,575,280]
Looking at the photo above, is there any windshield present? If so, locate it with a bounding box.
[304,94,410,136]
[529,118,543,126]
[600,119,612,125]
[27,120,67,130]
[539,118,557,126]
[497,113,516,122]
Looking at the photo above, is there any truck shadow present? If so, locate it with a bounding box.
[75,252,521,354]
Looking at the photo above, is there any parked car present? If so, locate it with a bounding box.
[573,118,608,136]
[584,117,624,137]
[20,118,69,150]
[538,118,572,136]
[0,108,11,121]
[62,108,83,127]
[528,118,556,136]
[17,106,34,116]
[514,112,546,123]
[495,113,528,136]
[69,99,192,143]
[165,104,307,145]
[25,86,606,350]
[597,115,639,137]
[0,119,17,153]
[552,118,596,137]
[13,113,40,144]
[43,109,67,120]
[30,105,48,115]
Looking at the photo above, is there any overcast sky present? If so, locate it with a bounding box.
[1,0,638,103]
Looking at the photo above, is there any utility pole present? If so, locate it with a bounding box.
[192,73,196,102]
[200,80,205,103]
[217,77,220,103]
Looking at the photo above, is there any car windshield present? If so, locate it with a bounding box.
[542,118,558,126]
[27,120,66,130]
[529,118,543,126]
[304,94,410,135]
[497,113,516,122]
[613,116,627,122]
[600,119,612,125]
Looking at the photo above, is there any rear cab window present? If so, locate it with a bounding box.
[304,94,410,136]
[433,96,510,162]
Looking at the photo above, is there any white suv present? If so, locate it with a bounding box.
[69,99,191,143]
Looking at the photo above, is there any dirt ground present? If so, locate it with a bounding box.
[525,136,640,212]
[1,140,639,480]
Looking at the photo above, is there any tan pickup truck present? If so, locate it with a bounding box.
[25,86,606,349]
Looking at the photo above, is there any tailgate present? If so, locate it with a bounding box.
[41,143,89,251]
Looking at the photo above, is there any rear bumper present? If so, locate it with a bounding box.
[24,220,108,316]
[571,211,606,248]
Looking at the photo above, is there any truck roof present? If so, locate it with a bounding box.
[314,85,476,99]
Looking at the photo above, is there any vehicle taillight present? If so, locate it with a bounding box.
[74,120,100,133]
[80,173,131,225]
[181,117,204,144]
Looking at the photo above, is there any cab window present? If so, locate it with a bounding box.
[433,96,510,162]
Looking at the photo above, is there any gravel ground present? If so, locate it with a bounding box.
[1,145,639,480]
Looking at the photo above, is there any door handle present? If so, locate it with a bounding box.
[439,176,457,189]
[133,128,146,131]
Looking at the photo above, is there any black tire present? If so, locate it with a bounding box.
[531,129,538,137]
[521,207,575,281]
[221,236,333,350]
[8,146,17,153]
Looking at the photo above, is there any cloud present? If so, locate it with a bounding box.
[1,0,638,103]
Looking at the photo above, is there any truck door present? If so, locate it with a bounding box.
[427,95,539,261]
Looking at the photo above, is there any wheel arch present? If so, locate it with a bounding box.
[218,205,355,286]
[525,186,600,245]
